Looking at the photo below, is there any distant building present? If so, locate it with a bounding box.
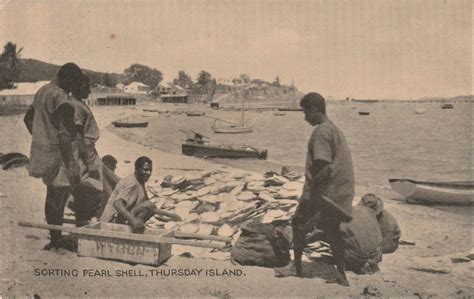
[0,81,50,106]
[123,82,151,94]
[217,78,234,85]
[161,94,188,103]
[156,82,172,94]
[116,83,125,90]
[158,83,189,103]
[95,95,136,106]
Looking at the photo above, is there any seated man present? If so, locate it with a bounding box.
[100,156,180,233]
[359,193,401,254]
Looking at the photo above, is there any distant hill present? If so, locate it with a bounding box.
[414,95,473,102]
[17,58,123,85]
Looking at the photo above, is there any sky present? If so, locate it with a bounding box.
[0,0,472,99]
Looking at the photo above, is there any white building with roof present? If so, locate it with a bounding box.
[123,82,151,94]
[0,81,50,106]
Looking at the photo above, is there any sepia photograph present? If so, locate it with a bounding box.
[0,0,472,297]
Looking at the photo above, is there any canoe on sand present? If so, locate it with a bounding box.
[112,121,149,128]
[389,178,474,205]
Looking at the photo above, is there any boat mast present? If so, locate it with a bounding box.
[241,96,245,125]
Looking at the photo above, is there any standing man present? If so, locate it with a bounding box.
[24,63,83,250]
[292,92,355,286]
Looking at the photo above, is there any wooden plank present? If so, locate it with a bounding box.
[18,221,226,249]
[173,231,231,242]
[62,220,231,242]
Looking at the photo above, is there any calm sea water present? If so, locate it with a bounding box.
[112,101,473,190]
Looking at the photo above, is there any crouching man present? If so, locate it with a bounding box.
[359,193,401,254]
[100,156,180,233]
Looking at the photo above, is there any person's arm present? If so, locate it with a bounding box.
[131,200,182,222]
[55,103,81,186]
[75,126,100,179]
[309,159,331,193]
[113,199,145,233]
[153,208,181,222]
[23,105,34,134]
[305,126,333,201]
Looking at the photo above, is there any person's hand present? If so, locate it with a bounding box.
[129,217,145,234]
[67,161,81,187]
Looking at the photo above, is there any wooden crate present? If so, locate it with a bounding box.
[74,222,173,266]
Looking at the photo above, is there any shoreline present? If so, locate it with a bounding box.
[1,105,473,297]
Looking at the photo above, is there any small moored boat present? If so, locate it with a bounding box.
[186,111,205,116]
[358,111,370,116]
[415,108,426,114]
[389,178,474,205]
[181,130,267,159]
[112,121,149,128]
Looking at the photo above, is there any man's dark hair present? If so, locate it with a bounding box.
[57,62,83,92]
[102,155,117,169]
[299,92,326,114]
[135,156,152,169]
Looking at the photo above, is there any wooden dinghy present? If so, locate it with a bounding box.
[112,121,149,128]
[389,178,474,205]
[185,111,205,116]
[181,130,267,159]
[212,121,253,134]
[441,103,454,109]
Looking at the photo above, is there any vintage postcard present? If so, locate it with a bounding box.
[1,0,472,297]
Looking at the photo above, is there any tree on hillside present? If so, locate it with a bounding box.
[271,76,281,87]
[173,70,193,89]
[102,73,117,87]
[239,74,250,84]
[197,70,212,86]
[196,70,216,102]
[124,64,163,89]
[0,42,23,89]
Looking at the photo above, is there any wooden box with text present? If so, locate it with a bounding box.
[74,222,172,266]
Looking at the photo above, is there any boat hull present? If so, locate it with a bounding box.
[389,179,474,205]
[182,143,267,159]
[277,108,302,112]
[112,121,149,128]
[212,125,253,134]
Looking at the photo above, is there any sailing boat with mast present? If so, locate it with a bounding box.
[211,97,253,134]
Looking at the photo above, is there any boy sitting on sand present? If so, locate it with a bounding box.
[100,156,180,233]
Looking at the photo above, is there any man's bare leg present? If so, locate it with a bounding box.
[292,224,306,277]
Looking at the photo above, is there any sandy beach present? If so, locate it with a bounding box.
[1,104,473,298]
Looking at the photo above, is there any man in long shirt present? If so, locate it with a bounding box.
[24,63,83,250]
[292,92,355,286]
[100,156,180,233]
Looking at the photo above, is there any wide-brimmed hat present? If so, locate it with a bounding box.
[359,193,384,215]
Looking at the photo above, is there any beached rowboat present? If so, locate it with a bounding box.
[441,103,454,109]
[112,121,149,128]
[212,123,253,134]
[186,111,205,116]
[389,179,474,205]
